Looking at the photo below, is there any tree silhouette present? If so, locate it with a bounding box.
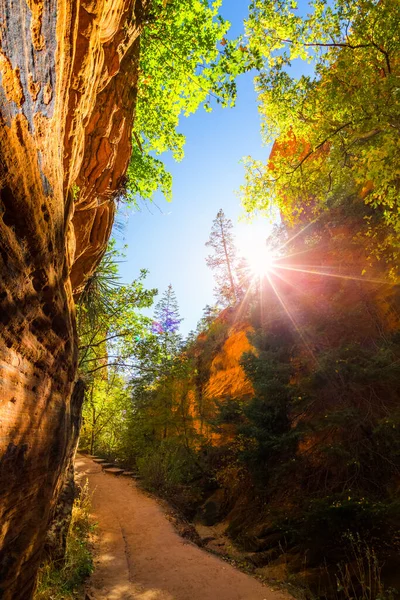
[206,209,238,305]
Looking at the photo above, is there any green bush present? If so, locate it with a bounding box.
[137,441,204,514]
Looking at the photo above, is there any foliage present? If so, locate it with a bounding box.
[152,284,183,355]
[294,496,400,559]
[295,339,400,495]
[206,204,400,579]
[35,482,94,600]
[185,304,220,347]
[238,328,299,483]
[77,245,159,458]
[78,270,192,463]
[206,209,239,305]
[77,241,157,377]
[77,241,121,329]
[127,0,248,204]
[79,372,131,457]
[78,270,205,503]
[196,304,222,334]
[241,0,400,273]
[123,353,208,513]
[136,439,204,509]
[128,352,194,452]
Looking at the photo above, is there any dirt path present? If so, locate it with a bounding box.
[75,455,290,600]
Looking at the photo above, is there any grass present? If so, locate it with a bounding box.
[334,534,397,600]
[35,480,95,600]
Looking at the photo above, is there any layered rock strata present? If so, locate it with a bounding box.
[0,1,147,597]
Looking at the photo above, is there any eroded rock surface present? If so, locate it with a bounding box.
[0,1,147,597]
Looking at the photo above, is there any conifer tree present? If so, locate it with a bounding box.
[196,304,221,334]
[152,284,183,356]
[206,209,238,305]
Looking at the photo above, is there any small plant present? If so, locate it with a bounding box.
[35,480,95,599]
[335,534,396,600]
[70,183,80,200]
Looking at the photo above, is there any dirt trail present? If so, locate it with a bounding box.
[75,455,290,600]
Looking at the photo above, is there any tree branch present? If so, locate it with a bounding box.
[285,121,352,176]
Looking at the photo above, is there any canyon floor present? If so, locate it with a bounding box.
[75,455,290,600]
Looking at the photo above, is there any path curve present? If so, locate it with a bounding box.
[75,455,290,600]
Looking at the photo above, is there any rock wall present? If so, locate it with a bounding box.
[0,1,147,597]
[185,310,255,442]
[202,322,254,443]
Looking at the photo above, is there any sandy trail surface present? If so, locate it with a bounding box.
[75,455,290,600]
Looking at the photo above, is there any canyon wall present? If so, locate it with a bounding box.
[0,1,147,597]
[196,318,254,442]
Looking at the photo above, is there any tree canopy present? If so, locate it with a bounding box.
[240,0,400,276]
[77,242,157,376]
[126,0,248,205]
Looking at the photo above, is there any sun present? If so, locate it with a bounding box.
[237,229,278,278]
[247,247,276,277]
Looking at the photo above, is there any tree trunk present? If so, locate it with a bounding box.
[90,418,95,456]
[0,1,147,597]
[219,218,236,304]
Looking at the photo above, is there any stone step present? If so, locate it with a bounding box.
[92,458,107,463]
[103,468,124,475]
[100,463,115,469]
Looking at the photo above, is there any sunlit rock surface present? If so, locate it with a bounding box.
[186,309,255,442]
[0,1,146,597]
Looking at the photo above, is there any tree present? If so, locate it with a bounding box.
[239,325,298,484]
[127,0,249,205]
[76,245,159,463]
[80,371,130,457]
[77,242,157,376]
[241,0,400,277]
[206,209,238,305]
[152,284,183,357]
[196,304,221,334]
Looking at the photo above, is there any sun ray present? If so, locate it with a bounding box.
[274,264,390,285]
[272,247,328,262]
[269,268,313,298]
[233,276,259,323]
[276,219,318,251]
[234,216,392,362]
[266,272,317,364]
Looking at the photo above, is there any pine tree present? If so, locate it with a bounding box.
[152,284,183,356]
[206,209,238,305]
[196,304,221,334]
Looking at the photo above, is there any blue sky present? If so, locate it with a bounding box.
[117,1,274,336]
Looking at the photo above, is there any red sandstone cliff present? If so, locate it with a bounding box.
[0,1,148,597]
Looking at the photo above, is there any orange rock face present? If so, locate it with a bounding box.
[206,326,254,400]
[186,312,255,443]
[0,1,147,597]
[204,323,255,445]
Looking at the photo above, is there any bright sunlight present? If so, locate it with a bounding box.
[237,227,278,278]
